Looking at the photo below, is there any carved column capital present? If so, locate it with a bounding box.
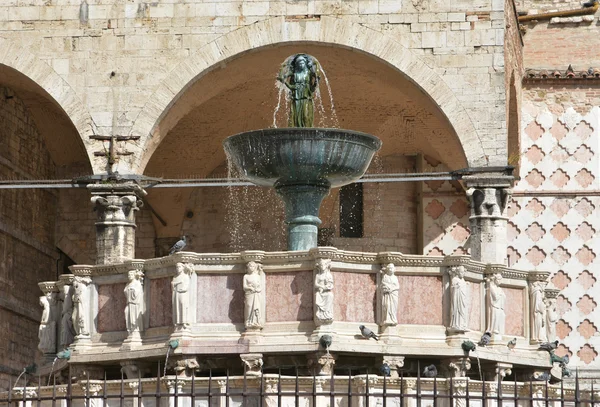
[307,352,336,376]
[240,353,263,376]
[88,183,146,265]
[442,357,471,377]
[483,362,513,382]
[381,355,405,378]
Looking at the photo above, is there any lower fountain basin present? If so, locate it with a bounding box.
[223,128,382,188]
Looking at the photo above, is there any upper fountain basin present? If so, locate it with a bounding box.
[223,128,382,188]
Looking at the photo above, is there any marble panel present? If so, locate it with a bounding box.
[97,283,126,332]
[334,272,377,323]
[468,281,482,331]
[398,276,443,325]
[266,271,313,322]
[149,277,172,328]
[505,287,525,337]
[197,274,244,324]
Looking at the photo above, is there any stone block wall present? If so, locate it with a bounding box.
[0,86,57,388]
[511,83,600,368]
[0,0,508,172]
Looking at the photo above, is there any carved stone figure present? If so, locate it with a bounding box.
[72,277,91,337]
[277,53,320,127]
[124,270,144,334]
[60,284,75,349]
[243,261,264,329]
[314,258,334,325]
[449,266,469,332]
[38,293,56,353]
[172,262,193,329]
[486,273,506,336]
[530,281,547,342]
[379,263,399,326]
[545,298,558,342]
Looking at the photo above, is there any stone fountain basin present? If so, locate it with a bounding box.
[223,128,382,188]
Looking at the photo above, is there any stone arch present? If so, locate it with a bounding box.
[130,16,486,173]
[0,36,97,171]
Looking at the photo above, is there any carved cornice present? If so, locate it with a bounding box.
[544,288,560,299]
[527,271,551,282]
[38,281,59,294]
[69,265,93,277]
[58,274,75,285]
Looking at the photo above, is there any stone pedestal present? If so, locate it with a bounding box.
[89,183,146,265]
[464,171,513,265]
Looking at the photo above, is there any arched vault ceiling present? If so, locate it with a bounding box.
[145,44,467,177]
[0,65,90,172]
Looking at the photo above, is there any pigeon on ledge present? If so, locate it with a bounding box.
[478,331,492,347]
[507,338,517,350]
[359,325,379,341]
[538,340,559,352]
[169,236,187,255]
[380,364,391,377]
[422,365,437,378]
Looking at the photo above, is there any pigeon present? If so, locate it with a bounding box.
[507,337,517,350]
[478,331,492,347]
[359,325,379,341]
[380,364,391,377]
[319,335,333,350]
[532,371,550,381]
[562,366,573,378]
[583,0,598,7]
[169,236,187,255]
[538,340,559,352]
[56,349,71,360]
[461,340,476,353]
[422,365,437,378]
[560,354,570,366]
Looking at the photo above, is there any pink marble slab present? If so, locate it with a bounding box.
[468,281,482,331]
[505,287,524,337]
[266,271,313,322]
[334,272,377,323]
[97,283,126,332]
[398,276,443,325]
[197,274,244,323]
[149,277,173,328]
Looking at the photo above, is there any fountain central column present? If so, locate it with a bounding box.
[276,183,329,251]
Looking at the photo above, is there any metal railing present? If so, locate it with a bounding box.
[3,366,599,407]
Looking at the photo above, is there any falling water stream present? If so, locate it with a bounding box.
[13,369,26,390]
[164,346,172,377]
[47,357,58,386]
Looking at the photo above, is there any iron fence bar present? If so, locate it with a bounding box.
[260,368,264,407]
[174,370,179,407]
[366,371,370,407]
[560,375,564,407]
[497,372,502,407]
[51,374,56,407]
[529,378,533,407]
[545,376,549,407]
[225,370,229,407]
[191,368,196,407]
[208,370,212,407]
[465,376,470,407]
[482,372,486,407]
[348,369,353,407]
[449,375,453,407]
[383,373,387,407]
[277,369,282,407]
[137,370,142,407]
[36,375,41,407]
[312,373,316,407]
[294,367,299,407]
[575,369,580,407]
[155,361,161,407]
[102,372,107,407]
[329,367,334,407]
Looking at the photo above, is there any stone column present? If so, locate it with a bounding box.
[89,183,146,265]
[464,172,513,265]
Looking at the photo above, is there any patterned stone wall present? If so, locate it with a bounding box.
[420,157,471,256]
[513,85,600,368]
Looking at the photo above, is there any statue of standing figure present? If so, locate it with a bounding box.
[486,273,506,336]
[379,263,399,326]
[38,293,56,353]
[172,262,193,329]
[277,54,320,128]
[530,281,547,342]
[72,277,91,337]
[449,266,469,332]
[545,297,558,342]
[60,283,75,349]
[243,261,264,329]
[314,258,334,325]
[124,270,144,334]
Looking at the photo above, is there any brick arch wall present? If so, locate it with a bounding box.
[130,16,487,173]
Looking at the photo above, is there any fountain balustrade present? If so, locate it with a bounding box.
[37,248,553,371]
